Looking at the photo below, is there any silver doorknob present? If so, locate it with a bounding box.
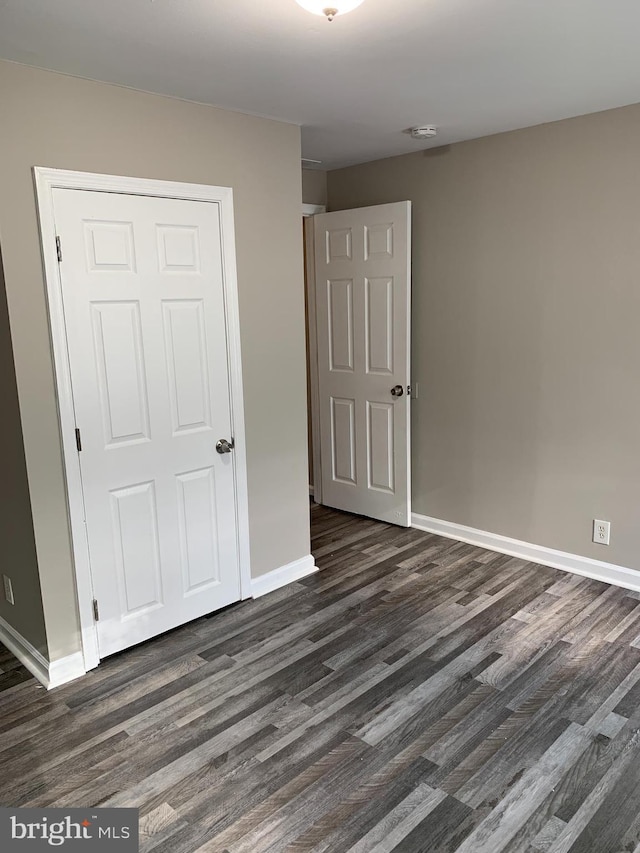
[390,385,404,397]
[216,438,235,454]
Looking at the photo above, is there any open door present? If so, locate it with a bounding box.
[313,201,411,526]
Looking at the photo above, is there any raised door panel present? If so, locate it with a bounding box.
[91,301,151,447]
[325,228,353,263]
[157,224,201,273]
[327,279,354,372]
[162,300,212,435]
[110,481,164,616]
[84,220,137,272]
[367,402,395,493]
[364,223,394,261]
[176,467,220,594]
[365,277,393,375]
[330,397,356,485]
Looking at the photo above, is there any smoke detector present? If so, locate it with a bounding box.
[411,126,437,140]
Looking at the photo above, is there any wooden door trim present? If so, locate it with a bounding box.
[302,204,325,216]
[302,204,325,504]
[34,167,252,672]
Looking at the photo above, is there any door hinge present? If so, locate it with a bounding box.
[92,599,100,622]
[75,427,82,452]
[56,236,62,262]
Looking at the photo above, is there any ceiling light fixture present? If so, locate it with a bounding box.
[295,0,365,22]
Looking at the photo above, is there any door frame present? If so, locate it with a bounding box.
[302,204,325,504]
[34,167,252,672]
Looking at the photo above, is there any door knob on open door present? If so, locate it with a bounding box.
[216,438,235,454]
[390,385,404,397]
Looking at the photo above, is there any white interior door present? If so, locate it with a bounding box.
[314,202,411,526]
[53,188,242,657]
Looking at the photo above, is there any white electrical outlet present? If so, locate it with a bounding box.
[593,519,611,546]
[2,574,15,605]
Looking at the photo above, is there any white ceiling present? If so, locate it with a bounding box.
[1,0,640,169]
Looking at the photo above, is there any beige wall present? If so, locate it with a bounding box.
[0,60,310,661]
[0,247,48,656]
[328,102,640,571]
[302,169,327,206]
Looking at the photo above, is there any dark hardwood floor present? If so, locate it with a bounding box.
[3,503,640,852]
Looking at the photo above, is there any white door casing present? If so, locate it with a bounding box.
[302,204,326,503]
[314,202,411,526]
[35,169,250,669]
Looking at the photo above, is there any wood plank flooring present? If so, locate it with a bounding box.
[3,503,640,852]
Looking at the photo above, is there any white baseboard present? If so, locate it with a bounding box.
[411,513,640,593]
[252,554,318,599]
[0,615,49,687]
[0,615,86,689]
[47,652,86,689]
